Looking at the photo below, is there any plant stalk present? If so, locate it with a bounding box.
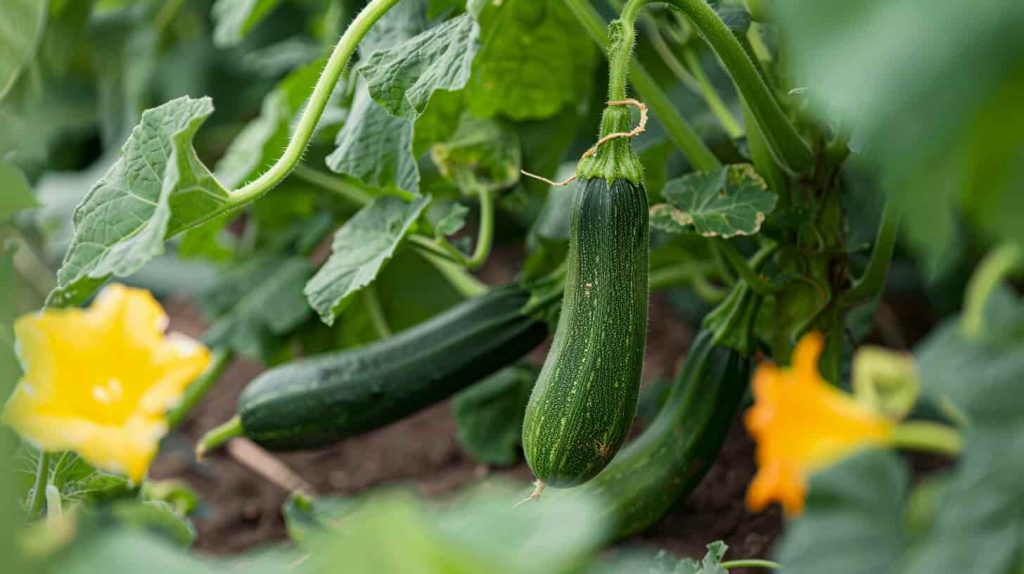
[962,242,1022,338]
[167,349,233,429]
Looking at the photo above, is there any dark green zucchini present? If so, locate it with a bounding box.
[522,177,649,487]
[581,284,759,538]
[204,285,547,452]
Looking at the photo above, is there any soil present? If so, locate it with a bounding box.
[151,290,783,568]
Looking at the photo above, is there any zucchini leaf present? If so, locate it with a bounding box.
[360,13,479,118]
[49,97,233,307]
[650,164,776,238]
[305,195,429,325]
[467,0,596,120]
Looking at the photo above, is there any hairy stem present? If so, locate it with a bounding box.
[231,0,403,205]
[663,0,813,173]
[564,0,720,172]
[29,452,49,518]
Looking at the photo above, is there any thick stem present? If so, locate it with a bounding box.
[606,0,647,102]
[564,0,720,172]
[167,349,233,429]
[843,200,900,306]
[892,421,963,456]
[663,0,813,173]
[962,242,1022,338]
[230,0,403,205]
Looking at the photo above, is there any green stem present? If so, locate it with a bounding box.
[962,242,1022,338]
[564,0,720,172]
[644,21,702,94]
[843,199,900,306]
[230,0,403,205]
[363,286,392,338]
[891,421,963,456]
[292,164,373,206]
[722,559,781,570]
[682,48,744,139]
[28,452,49,518]
[663,0,813,173]
[196,416,243,458]
[414,248,487,299]
[606,0,647,102]
[153,0,187,34]
[45,485,63,525]
[408,190,495,270]
[717,239,784,295]
[649,262,727,302]
[167,349,233,429]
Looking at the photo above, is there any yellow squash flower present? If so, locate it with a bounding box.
[3,284,210,483]
[745,332,894,515]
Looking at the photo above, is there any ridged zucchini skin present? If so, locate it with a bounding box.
[583,330,751,538]
[238,286,547,451]
[522,177,650,487]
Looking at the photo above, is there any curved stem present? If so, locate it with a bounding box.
[663,0,813,173]
[843,199,901,306]
[892,421,963,456]
[682,48,744,139]
[45,485,63,525]
[722,559,782,570]
[644,21,702,94]
[564,0,720,172]
[466,189,496,269]
[167,349,233,429]
[414,248,487,299]
[962,242,1022,338]
[717,239,784,295]
[29,451,49,518]
[230,0,403,205]
[606,0,647,102]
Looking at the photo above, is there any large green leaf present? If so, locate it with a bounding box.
[305,196,429,325]
[467,0,597,120]
[430,115,521,193]
[775,450,908,574]
[201,256,314,360]
[0,0,46,100]
[773,0,1024,272]
[651,164,775,238]
[361,13,479,118]
[326,84,419,196]
[212,0,283,48]
[49,97,232,307]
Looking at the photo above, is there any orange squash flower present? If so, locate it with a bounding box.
[745,332,894,515]
[2,284,210,483]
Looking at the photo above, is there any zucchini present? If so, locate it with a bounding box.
[522,177,649,487]
[581,283,759,538]
[205,285,547,452]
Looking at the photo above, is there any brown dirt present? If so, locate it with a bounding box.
[151,291,782,567]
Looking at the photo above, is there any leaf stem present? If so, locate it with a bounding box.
[413,248,488,299]
[722,559,782,570]
[962,242,1022,338]
[842,199,900,306]
[292,164,373,206]
[230,0,404,205]
[891,421,963,456]
[682,48,744,139]
[649,262,727,302]
[408,190,495,270]
[564,0,720,172]
[167,349,234,430]
[717,239,784,295]
[363,286,392,338]
[28,451,49,518]
[662,0,813,173]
